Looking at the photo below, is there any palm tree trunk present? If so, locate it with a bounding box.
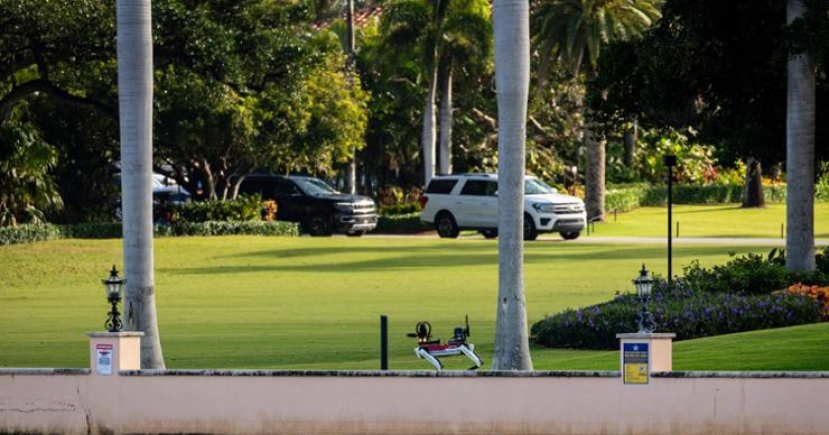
[492,0,533,371]
[584,123,606,222]
[117,0,165,368]
[438,60,453,175]
[422,73,437,185]
[785,0,816,272]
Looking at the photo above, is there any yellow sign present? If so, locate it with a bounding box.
[622,342,649,385]
[624,363,648,384]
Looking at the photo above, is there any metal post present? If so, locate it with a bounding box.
[380,314,388,370]
[663,155,677,284]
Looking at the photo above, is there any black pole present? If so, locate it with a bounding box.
[664,155,676,284]
[380,314,388,370]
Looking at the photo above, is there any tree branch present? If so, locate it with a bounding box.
[0,79,116,126]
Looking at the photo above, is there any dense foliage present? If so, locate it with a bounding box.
[532,249,829,350]
[1,0,827,226]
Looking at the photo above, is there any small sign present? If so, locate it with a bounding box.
[623,342,649,385]
[96,343,114,375]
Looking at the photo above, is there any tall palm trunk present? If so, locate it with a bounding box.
[117,0,165,368]
[584,122,605,222]
[344,0,357,194]
[422,72,437,185]
[492,0,533,371]
[438,60,453,175]
[785,0,816,271]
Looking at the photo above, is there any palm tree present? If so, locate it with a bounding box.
[116,0,165,368]
[785,0,816,271]
[492,0,533,371]
[382,0,490,183]
[531,0,663,221]
[435,0,491,175]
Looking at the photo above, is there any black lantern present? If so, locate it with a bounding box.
[633,264,656,333]
[103,265,125,332]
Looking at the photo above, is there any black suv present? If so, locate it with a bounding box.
[238,174,377,236]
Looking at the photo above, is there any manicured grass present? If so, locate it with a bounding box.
[531,322,829,371]
[586,203,829,239]
[3,231,826,371]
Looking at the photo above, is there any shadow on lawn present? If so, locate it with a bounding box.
[161,241,755,276]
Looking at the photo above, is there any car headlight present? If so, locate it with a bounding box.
[532,202,556,213]
[335,202,354,212]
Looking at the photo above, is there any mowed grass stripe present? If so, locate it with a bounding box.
[3,234,810,370]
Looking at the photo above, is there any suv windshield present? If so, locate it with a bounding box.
[296,177,340,196]
[524,178,556,195]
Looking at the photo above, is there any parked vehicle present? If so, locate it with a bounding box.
[237,174,377,236]
[419,173,586,240]
[113,173,192,221]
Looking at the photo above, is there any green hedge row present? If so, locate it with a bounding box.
[374,213,431,234]
[605,183,790,212]
[0,221,298,245]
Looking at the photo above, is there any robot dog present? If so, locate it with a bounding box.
[407,316,483,371]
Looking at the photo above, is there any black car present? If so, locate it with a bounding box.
[238,174,377,236]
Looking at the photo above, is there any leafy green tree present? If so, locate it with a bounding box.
[531,0,664,221]
[0,0,116,127]
[153,0,367,199]
[0,112,62,226]
[382,0,492,183]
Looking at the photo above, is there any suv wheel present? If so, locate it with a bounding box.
[481,229,498,239]
[560,231,580,240]
[306,214,332,237]
[435,212,460,238]
[523,214,539,241]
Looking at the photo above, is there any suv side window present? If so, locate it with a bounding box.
[274,180,301,197]
[426,179,458,194]
[460,180,497,196]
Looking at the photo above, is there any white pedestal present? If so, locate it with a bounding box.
[87,331,144,376]
[616,332,676,383]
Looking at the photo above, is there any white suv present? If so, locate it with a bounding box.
[419,173,586,240]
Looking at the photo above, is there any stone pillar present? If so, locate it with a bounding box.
[87,332,144,376]
[617,332,676,375]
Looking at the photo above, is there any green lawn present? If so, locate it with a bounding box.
[585,202,829,239]
[2,213,827,371]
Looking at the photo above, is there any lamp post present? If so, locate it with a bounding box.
[663,155,677,283]
[633,264,656,334]
[103,265,125,332]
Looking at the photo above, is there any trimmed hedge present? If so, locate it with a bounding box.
[605,183,790,211]
[155,220,298,237]
[0,221,298,245]
[374,213,431,234]
[0,224,61,245]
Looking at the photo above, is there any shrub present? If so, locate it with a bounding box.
[172,195,263,223]
[0,223,61,245]
[781,284,829,321]
[374,213,430,234]
[375,185,423,214]
[379,202,420,216]
[60,222,123,239]
[605,184,647,213]
[680,250,792,295]
[154,220,298,237]
[532,281,823,350]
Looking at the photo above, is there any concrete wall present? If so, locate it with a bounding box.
[2,368,828,435]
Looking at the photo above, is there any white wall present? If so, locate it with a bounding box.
[2,369,828,435]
